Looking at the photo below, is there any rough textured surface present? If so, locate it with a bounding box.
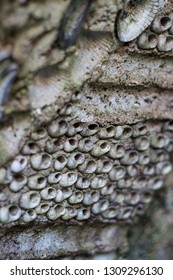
[0,0,173,259]
[0,223,128,259]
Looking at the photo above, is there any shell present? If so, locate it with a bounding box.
[157,33,173,52]
[116,0,159,42]
[0,205,21,223]
[57,0,93,49]
[151,15,172,34]
[10,156,28,174]
[137,31,158,49]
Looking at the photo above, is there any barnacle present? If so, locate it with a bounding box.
[116,0,159,42]
[137,31,158,49]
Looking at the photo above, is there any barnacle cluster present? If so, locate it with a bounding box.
[137,12,173,52]
[0,91,173,227]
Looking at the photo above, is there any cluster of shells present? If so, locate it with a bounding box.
[0,90,173,226]
[137,12,173,52]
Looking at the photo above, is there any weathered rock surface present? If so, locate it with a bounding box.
[0,0,173,259]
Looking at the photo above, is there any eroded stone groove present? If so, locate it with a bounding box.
[0,90,173,227]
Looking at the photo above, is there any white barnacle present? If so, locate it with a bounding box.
[76,208,91,221]
[48,172,62,184]
[132,177,147,190]
[117,206,133,220]
[96,160,113,173]
[19,191,41,210]
[40,187,56,200]
[10,174,27,192]
[134,203,146,216]
[108,144,125,159]
[150,149,168,163]
[137,31,158,49]
[120,150,139,165]
[54,154,67,171]
[97,125,116,139]
[150,133,169,148]
[61,207,77,220]
[76,177,90,189]
[78,138,94,153]
[63,138,78,152]
[68,190,83,204]
[22,209,37,223]
[90,140,110,157]
[81,123,99,137]
[156,161,172,175]
[132,123,148,138]
[143,164,155,176]
[36,203,50,215]
[157,33,173,52]
[58,103,73,116]
[66,121,84,137]
[148,176,164,190]
[8,205,22,222]
[91,199,109,214]
[115,125,133,139]
[109,166,126,181]
[117,178,132,189]
[163,120,173,131]
[47,205,65,221]
[48,118,68,138]
[102,207,118,219]
[90,176,108,189]
[110,191,125,204]
[11,156,28,174]
[0,204,21,223]
[126,165,138,177]
[134,136,150,151]
[141,190,153,203]
[67,152,85,169]
[83,190,100,205]
[31,128,47,141]
[138,153,150,165]
[30,153,52,170]
[125,191,141,205]
[78,159,97,174]
[59,172,78,187]
[54,188,72,203]
[151,15,172,34]
[45,138,63,154]
[28,174,47,190]
[22,141,40,155]
[100,184,115,196]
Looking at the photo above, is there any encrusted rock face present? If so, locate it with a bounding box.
[0,0,173,259]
